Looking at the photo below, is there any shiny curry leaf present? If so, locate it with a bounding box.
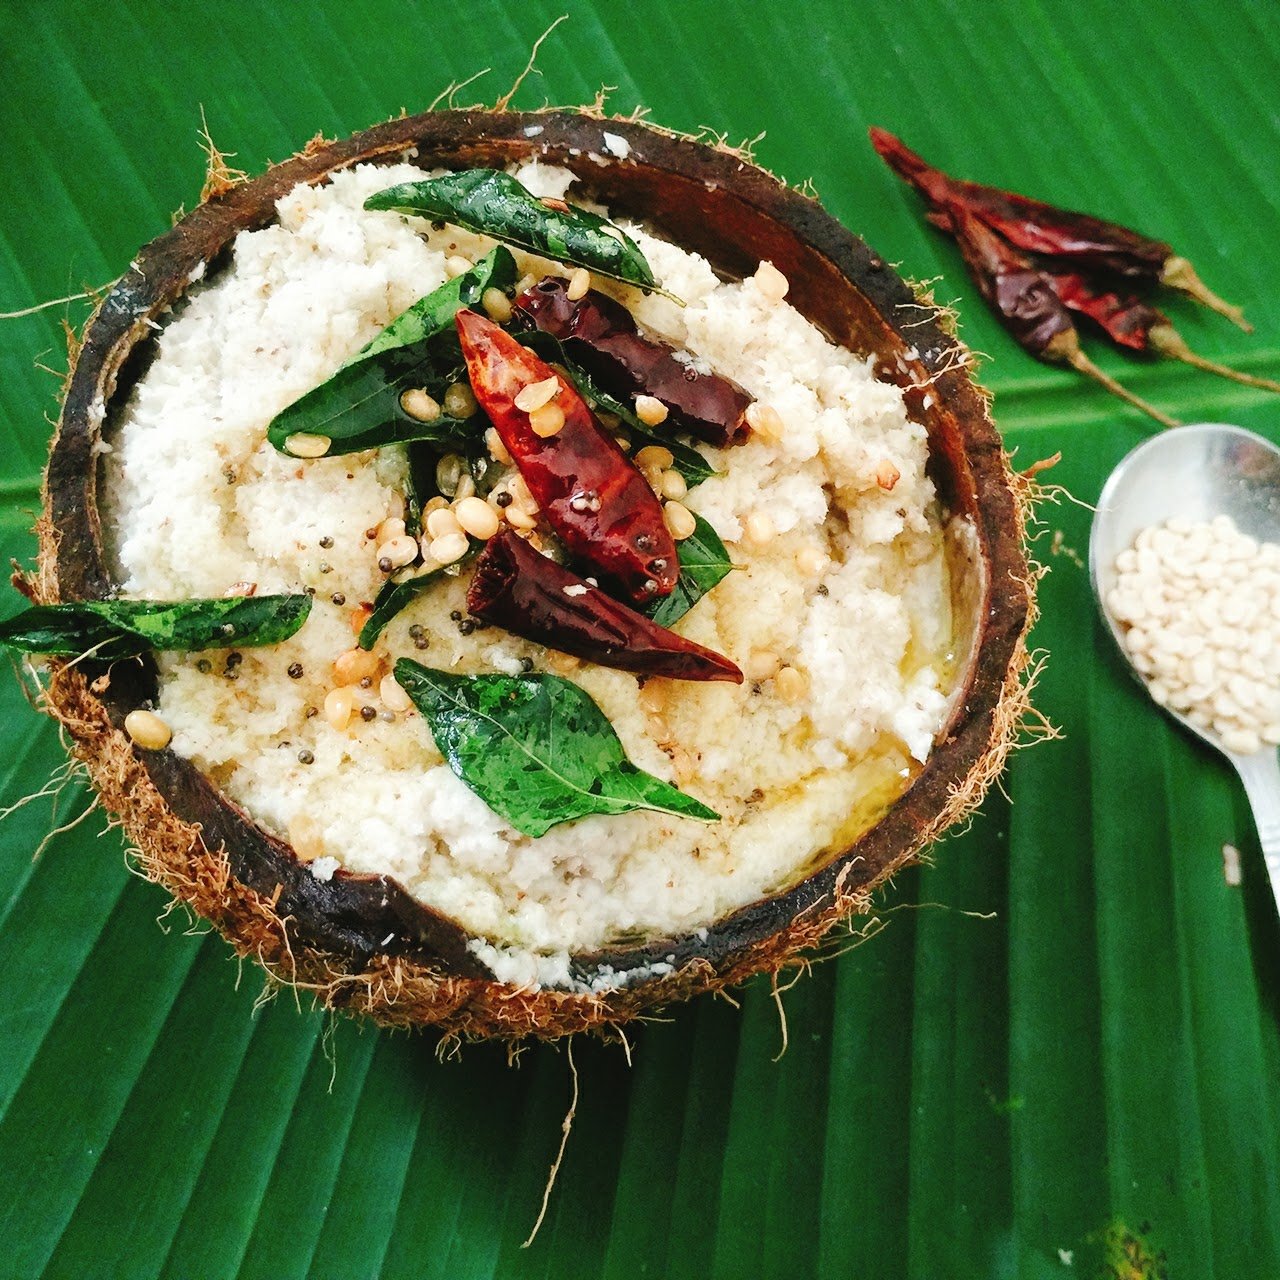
[645,516,734,628]
[265,248,516,456]
[394,660,720,837]
[623,423,717,490]
[0,595,312,659]
[355,246,516,360]
[357,542,481,651]
[364,169,682,302]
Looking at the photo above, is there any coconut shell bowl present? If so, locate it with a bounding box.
[36,110,1033,1041]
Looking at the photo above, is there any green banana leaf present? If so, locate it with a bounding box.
[2,1,1279,1277]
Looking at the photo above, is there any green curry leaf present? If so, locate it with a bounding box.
[0,595,312,659]
[357,542,481,650]
[622,423,717,490]
[265,248,516,456]
[645,516,734,628]
[364,169,681,301]
[354,247,514,360]
[394,660,719,837]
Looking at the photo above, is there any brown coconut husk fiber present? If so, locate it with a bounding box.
[26,106,1039,1042]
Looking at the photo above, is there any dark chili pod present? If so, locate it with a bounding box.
[455,308,678,604]
[467,529,742,683]
[871,127,1250,331]
[950,208,1074,358]
[1051,272,1280,394]
[926,188,1279,401]
[950,211,1180,427]
[513,277,754,447]
[1048,272,1161,351]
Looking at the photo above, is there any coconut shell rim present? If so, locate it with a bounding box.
[36,107,1034,1038]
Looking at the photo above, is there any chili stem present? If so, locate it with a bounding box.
[1160,257,1252,333]
[1149,325,1280,394]
[1047,332,1181,427]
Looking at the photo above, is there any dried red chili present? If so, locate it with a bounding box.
[950,210,1179,426]
[1047,273,1161,352]
[455,308,678,605]
[871,127,1250,331]
[513,276,754,447]
[467,529,742,682]
[1051,272,1280,393]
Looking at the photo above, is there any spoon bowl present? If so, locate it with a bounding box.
[1091,422,1280,636]
[1090,423,1280,911]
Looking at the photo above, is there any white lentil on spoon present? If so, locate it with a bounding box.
[1108,514,1280,754]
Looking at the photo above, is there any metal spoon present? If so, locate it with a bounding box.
[1089,423,1280,912]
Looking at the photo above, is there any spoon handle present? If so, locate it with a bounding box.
[1235,749,1280,914]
